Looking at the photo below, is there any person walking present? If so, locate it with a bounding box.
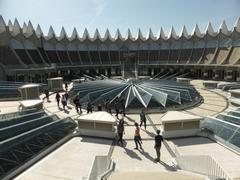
[61,94,67,110]
[55,92,61,108]
[120,98,125,117]
[140,109,147,129]
[117,119,125,146]
[134,122,142,150]
[65,82,68,91]
[73,95,81,113]
[154,130,163,162]
[115,98,120,119]
[45,89,50,102]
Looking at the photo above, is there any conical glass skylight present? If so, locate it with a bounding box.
[69,79,201,110]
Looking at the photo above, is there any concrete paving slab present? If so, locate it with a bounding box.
[15,137,112,180]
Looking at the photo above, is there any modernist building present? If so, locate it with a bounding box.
[0,16,240,82]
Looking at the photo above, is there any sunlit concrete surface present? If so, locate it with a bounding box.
[15,137,112,180]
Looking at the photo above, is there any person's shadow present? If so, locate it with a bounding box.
[139,149,157,163]
[159,160,176,171]
[122,141,142,160]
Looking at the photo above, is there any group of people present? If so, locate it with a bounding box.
[55,91,68,110]
[117,118,163,162]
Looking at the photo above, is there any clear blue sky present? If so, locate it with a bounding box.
[0,0,239,37]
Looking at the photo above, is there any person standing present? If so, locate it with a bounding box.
[120,98,126,117]
[55,92,61,108]
[134,122,143,150]
[115,98,120,119]
[87,102,93,113]
[65,82,68,91]
[73,95,81,113]
[45,89,50,102]
[154,130,163,162]
[140,109,147,129]
[61,94,67,110]
[117,119,125,146]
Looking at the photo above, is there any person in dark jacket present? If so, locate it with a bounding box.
[73,95,81,113]
[140,109,147,129]
[55,92,61,108]
[87,102,93,113]
[117,119,125,146]
[154,130,163,162]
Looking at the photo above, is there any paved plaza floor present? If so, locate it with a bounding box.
[1,80,239,179]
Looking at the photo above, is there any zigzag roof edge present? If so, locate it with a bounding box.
[12,18,21,36]
[125,28,134,41]
[234,17,240,32]
[8,20,13,32]
[59,26,67,40]
[146,28,156,40]
[47,25,56,39]
[219,20,229,35]
[114,28,124,40]
[103,28,113,41]
[205,22,215,36]
[192,24,202,37]
[0,15,6,33]
[180,25,189,38]
[92,28,101,41]
[69,27,79,40]
[25,20,34,37]
[157,27,167,40]
[168,26,178,39]
[81,28,89,41]
[22,22,27,34]
[35,24,43,38]
[136,28,145,41]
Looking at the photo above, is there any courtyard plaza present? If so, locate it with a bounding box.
[1,80,240,179]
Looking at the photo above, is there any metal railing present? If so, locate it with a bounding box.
[175,155,232,180]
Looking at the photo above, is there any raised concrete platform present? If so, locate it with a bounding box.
[161,111,202,138]
[176,78,191,85]
[75,111,117,138]
[203,80,218,89]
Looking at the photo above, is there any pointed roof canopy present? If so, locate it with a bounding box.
[157,27,167,40]
[146,28,156,40]
[234,17,240,33]
[114,28,123,40]
[8,20,13,32]
[24,21,34,37]
[92,28,101,41]
[12,18,21,36]
[47,26,56,39]
[70,27,79,41]
[125,28,134,41]
[58,26,67,40]
[219,20,229,35]
[180,25,189,39]
[168,26,178,39]
[205,22,215,36]
[35,24,43,38]
[0,15,6,34]
[192,24,202,37]
[136,28,145,41]
[103,28,113,41]
[22,22,27,34]
[81,28,90,41]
